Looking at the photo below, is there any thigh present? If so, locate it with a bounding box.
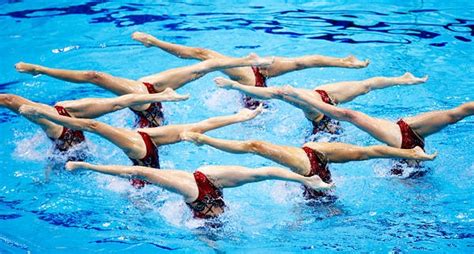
[143,169,198,202]
[57,97,120,119]
[403,109,454,138]
[143,123,194,145]
[264,56,299,77]
[2,95,62,137]
[93,122,146,158]
[93,72,146,95]
[348,111,402,147]
[315,81,364,104]
[248,141,311,175]
[198,165,254,188]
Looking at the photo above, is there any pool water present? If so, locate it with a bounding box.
[1,0,473,252]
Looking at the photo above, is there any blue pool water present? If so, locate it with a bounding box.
[1,0,473,252]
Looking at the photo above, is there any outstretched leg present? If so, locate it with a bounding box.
[144,105,263,146]
[403,102,474,137]
[281,86,403,147]
[198,165,333,190]
[181,132,312,176]
[15,62,144,95]
[132,32,264,84]
[304,142,436,163]
[316,72,428,104]
[19,105,146,159]
[66,162,198,202]
[138,54,273,92]
[0,94,62,138]
[57,88,189,118]
[263,55,369,78]
[132,31,225,60]
[214,77,321,119]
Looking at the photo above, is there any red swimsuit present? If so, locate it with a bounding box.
[302,147,332,198]
[51,106,86,160]
[129,131,160,188]
[311,90,341,135]
[242,66,267,109]
[131,82,164,128]
[391,119,425,175]
[186,171,225,219]
[397,119,425,149]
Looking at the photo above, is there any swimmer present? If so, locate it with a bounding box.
[280,85,474,175]
[213,73,427,137]
[132,31,369,109]
[65,161,334,219]
[0,89,187,158]
[15,53,273,127]
[19,104,263,187]
[180,132,437,198]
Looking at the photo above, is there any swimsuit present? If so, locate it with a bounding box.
[242,66,267,109]
[131,82,164,128]
[187,171,225,219]
[50,106,86,160]
[302,146,332,199]
[391,119,425,175]
[311,90,341,135]
[396,119,425,149]
[129,131,160,188]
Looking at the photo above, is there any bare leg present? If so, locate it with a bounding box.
[0,94,62,138]
[199,165,334,190]
[263,55,369,78]
[181,132,312,176]
[57,88,189,118]
[281,86,402,147]
[66,162,198,202]
[15,62,144,95]
[132,32,252,82]
[403,102,474,137]
[304,142,436,163]
[138,54,273,92]
[144,105,263,145]
[316,72,428,104]
[19,105,146,159]
[214,77,321,120]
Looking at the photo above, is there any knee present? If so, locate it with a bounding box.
[84,71,105,82]
[85,119,101,131]
[446,110,464,124]
[193,48,212,60]
[246,140,266,153]
[338,108,357,120]
[0,94,15,106]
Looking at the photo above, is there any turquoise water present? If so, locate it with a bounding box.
[1,0,473,252]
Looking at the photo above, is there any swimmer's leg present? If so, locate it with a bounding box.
[181,132,312,176]
[57,88,188,118]
[144,105,263,145]
[132,32,251,82]
[138,54,273,91]
[198,165,333,190]
[66,162,198,202]
[403,102,474,138]
[214,77,321,119]
[303,142,436,163]
[316,72,428,104]
[0,94,62,138]
[19,105,147,159]
[281,85,402,147]
[263,55,369,78]
[132,31,225,60]
[15,62,144,95]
